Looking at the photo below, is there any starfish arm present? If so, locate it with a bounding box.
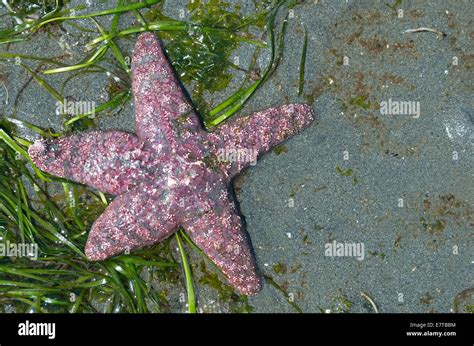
[132,32,201,144]
[208,104,314,178]
[182,187,261,296]
[85,185,178,261]
[28,131,146,195]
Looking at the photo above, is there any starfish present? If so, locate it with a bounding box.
[28,33,314,295]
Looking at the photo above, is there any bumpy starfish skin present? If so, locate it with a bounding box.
[28,32,315,295]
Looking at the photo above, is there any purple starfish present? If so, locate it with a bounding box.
[28,33,314,295]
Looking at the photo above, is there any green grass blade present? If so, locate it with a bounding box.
[207,0,288,127]
[19,64,63,102]
[298,24,307,96]
[176,231,196,313]
[91,17,130,74]
[33,0,161,32]
[0,53,68,66]
[43,44,108,74]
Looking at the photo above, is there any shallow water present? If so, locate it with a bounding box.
[0,0,472,313]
